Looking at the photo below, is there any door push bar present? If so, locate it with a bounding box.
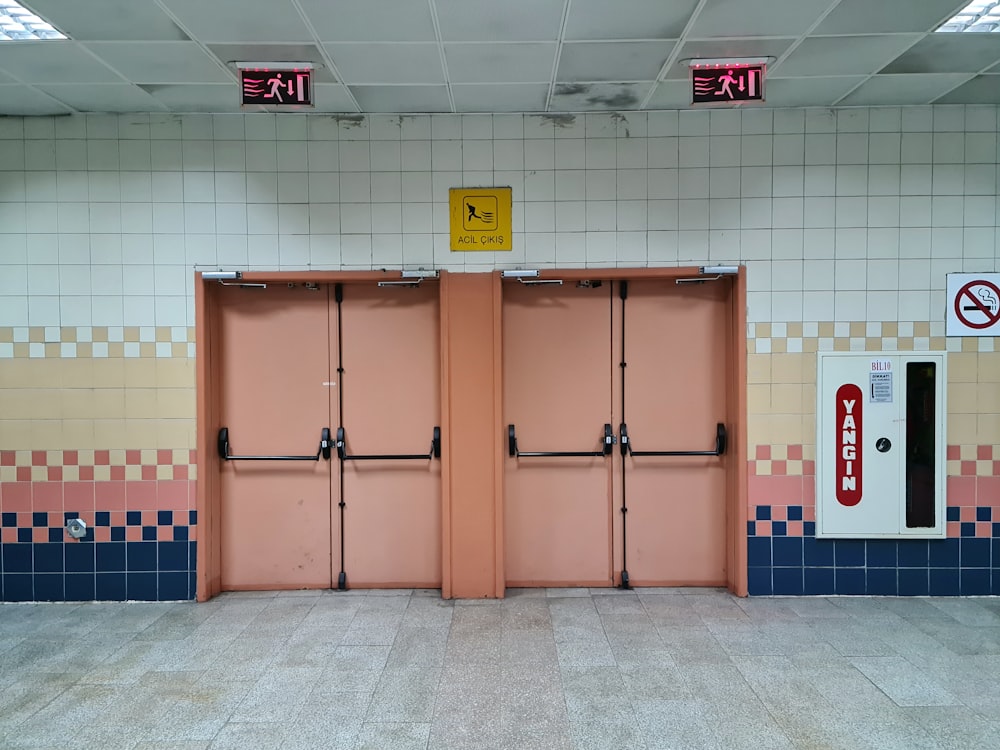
[508,423,615,458]
[217,427,332,461]
[335,426,441,461]
[619,422,727,457]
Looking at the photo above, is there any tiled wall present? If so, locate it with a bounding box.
[0,106,998,599]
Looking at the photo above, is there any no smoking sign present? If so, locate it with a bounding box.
[946,273,1000,336]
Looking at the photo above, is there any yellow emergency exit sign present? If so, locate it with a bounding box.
[449,187,512,251]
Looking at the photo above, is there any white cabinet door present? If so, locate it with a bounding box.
[817,352,945,539]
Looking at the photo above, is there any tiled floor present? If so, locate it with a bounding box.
[1,589,1000,750]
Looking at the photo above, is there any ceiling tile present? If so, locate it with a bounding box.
[775,35,921,77]
[445,43,555,83]
[83,42,232,84]
[0,42,123,83]
[558,41,674,82]
[880,35,1000,74]
[644,80,690,108]
[764,76,868,106]
[298,0,437,42]
[310,84,361,112]
[207,44,337,83]
[688,0,832,38]
[435,0,565,42]
[564,0,700,40]
[933,74,1000,104]
[157,0,313,43]
[325,43,444,85]
[0,84,72,114]
[452,83,548,112]
[549,82,654,111]
[37,83,168,113]
[350,85,452,112]
[140,83,244,112]
[815,0,964,34]
[25,0,188,41]
[838,73,973,105]
[668,39,796,78]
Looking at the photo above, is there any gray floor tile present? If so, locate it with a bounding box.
[208,721,288,749]
[354,721,431,750]
[230,667,323,723]
[367,667,442,722]
[632,699,719,750]
[903,705,1000,750]
[386,626,451,668]
[3,591,999,750]
[569,716,648,750]
[429,663,501,750]
[851,655,960,707]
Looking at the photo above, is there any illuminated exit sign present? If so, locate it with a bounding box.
[691,64,765,104]
[240,68,313,106]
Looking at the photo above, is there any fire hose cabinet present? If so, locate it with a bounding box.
[816,352,947,539]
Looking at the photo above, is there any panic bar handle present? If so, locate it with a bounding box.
[620,422,727,457]
[217,427,332,461]
[508,423,615,458]
[336,426,441,461]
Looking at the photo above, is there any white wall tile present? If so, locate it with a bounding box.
[741,198,771,229]
[246,141,278,172]
[584,201,616,232]
[306,141,338,172]
[963,226,996,258]
[25,141,56,171]
[709,167,741,199]
[431,141,462,171]
[4,105,997,338]
[648,137,678,168]
[524,139,554,170]
[617,139,646,169]
[0,263,26,296]
[678,136,709,168]
[554,139,585,169]
[866,228,899,259]
[648,169,678,200]
[247,203,279,234]
[679,168,709,198]
[585,170,616,201]
[341,204,372,234]
[674,198,706,231]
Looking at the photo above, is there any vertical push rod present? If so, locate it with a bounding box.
[619,280,630,589]
[334,283,347,591]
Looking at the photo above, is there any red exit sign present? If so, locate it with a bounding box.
[691,64,765,104]
[240,68,313,107]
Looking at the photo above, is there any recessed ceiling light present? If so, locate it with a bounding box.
[0,0,66,41]
[936,0,1000,32]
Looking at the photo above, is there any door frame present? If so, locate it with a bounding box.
[497,267,748,595]
[195,267,748,600]
[196,270,449,600]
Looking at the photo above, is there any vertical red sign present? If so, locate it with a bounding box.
[835,384,862,507]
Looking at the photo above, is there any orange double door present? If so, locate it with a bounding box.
[503,278,731,588]
[217,282,441,590]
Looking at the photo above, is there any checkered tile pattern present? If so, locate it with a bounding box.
[0,326,195,359]
[0,449,198,482]
[746,321,996,354]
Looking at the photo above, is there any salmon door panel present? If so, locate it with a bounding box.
[337,285,441,587]
[218,285,333,590]
[503,282,613,586]
[621,280,728,585]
